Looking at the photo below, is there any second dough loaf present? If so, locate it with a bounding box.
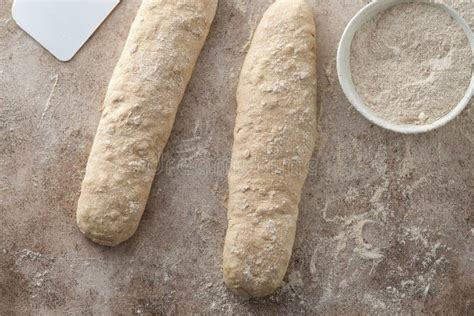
[223,0,317,297]
[76,0,218,246]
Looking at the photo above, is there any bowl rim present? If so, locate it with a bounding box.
[336,0,474,134]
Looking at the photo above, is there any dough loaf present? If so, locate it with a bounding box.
[77,0,218,246]
[223,0,317,297]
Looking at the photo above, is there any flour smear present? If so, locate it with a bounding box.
[350,2,472,125]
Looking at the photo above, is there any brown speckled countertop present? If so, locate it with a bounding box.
[1,0,473,314]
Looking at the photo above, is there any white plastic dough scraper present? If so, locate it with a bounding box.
[12,0,120,61]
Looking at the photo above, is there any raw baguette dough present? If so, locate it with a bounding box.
[223,0,317,297]
[76,0,218,246]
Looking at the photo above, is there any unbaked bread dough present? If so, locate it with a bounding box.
[223,0,318,298]
[76,0,218,246]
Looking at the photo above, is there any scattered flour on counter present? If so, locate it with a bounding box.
[350,2,472,125]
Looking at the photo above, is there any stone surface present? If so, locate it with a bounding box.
[0,0,473,314]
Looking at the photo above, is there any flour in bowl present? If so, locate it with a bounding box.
[350,2,472,125]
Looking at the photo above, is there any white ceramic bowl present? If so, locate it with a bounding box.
[337,0,474,134]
